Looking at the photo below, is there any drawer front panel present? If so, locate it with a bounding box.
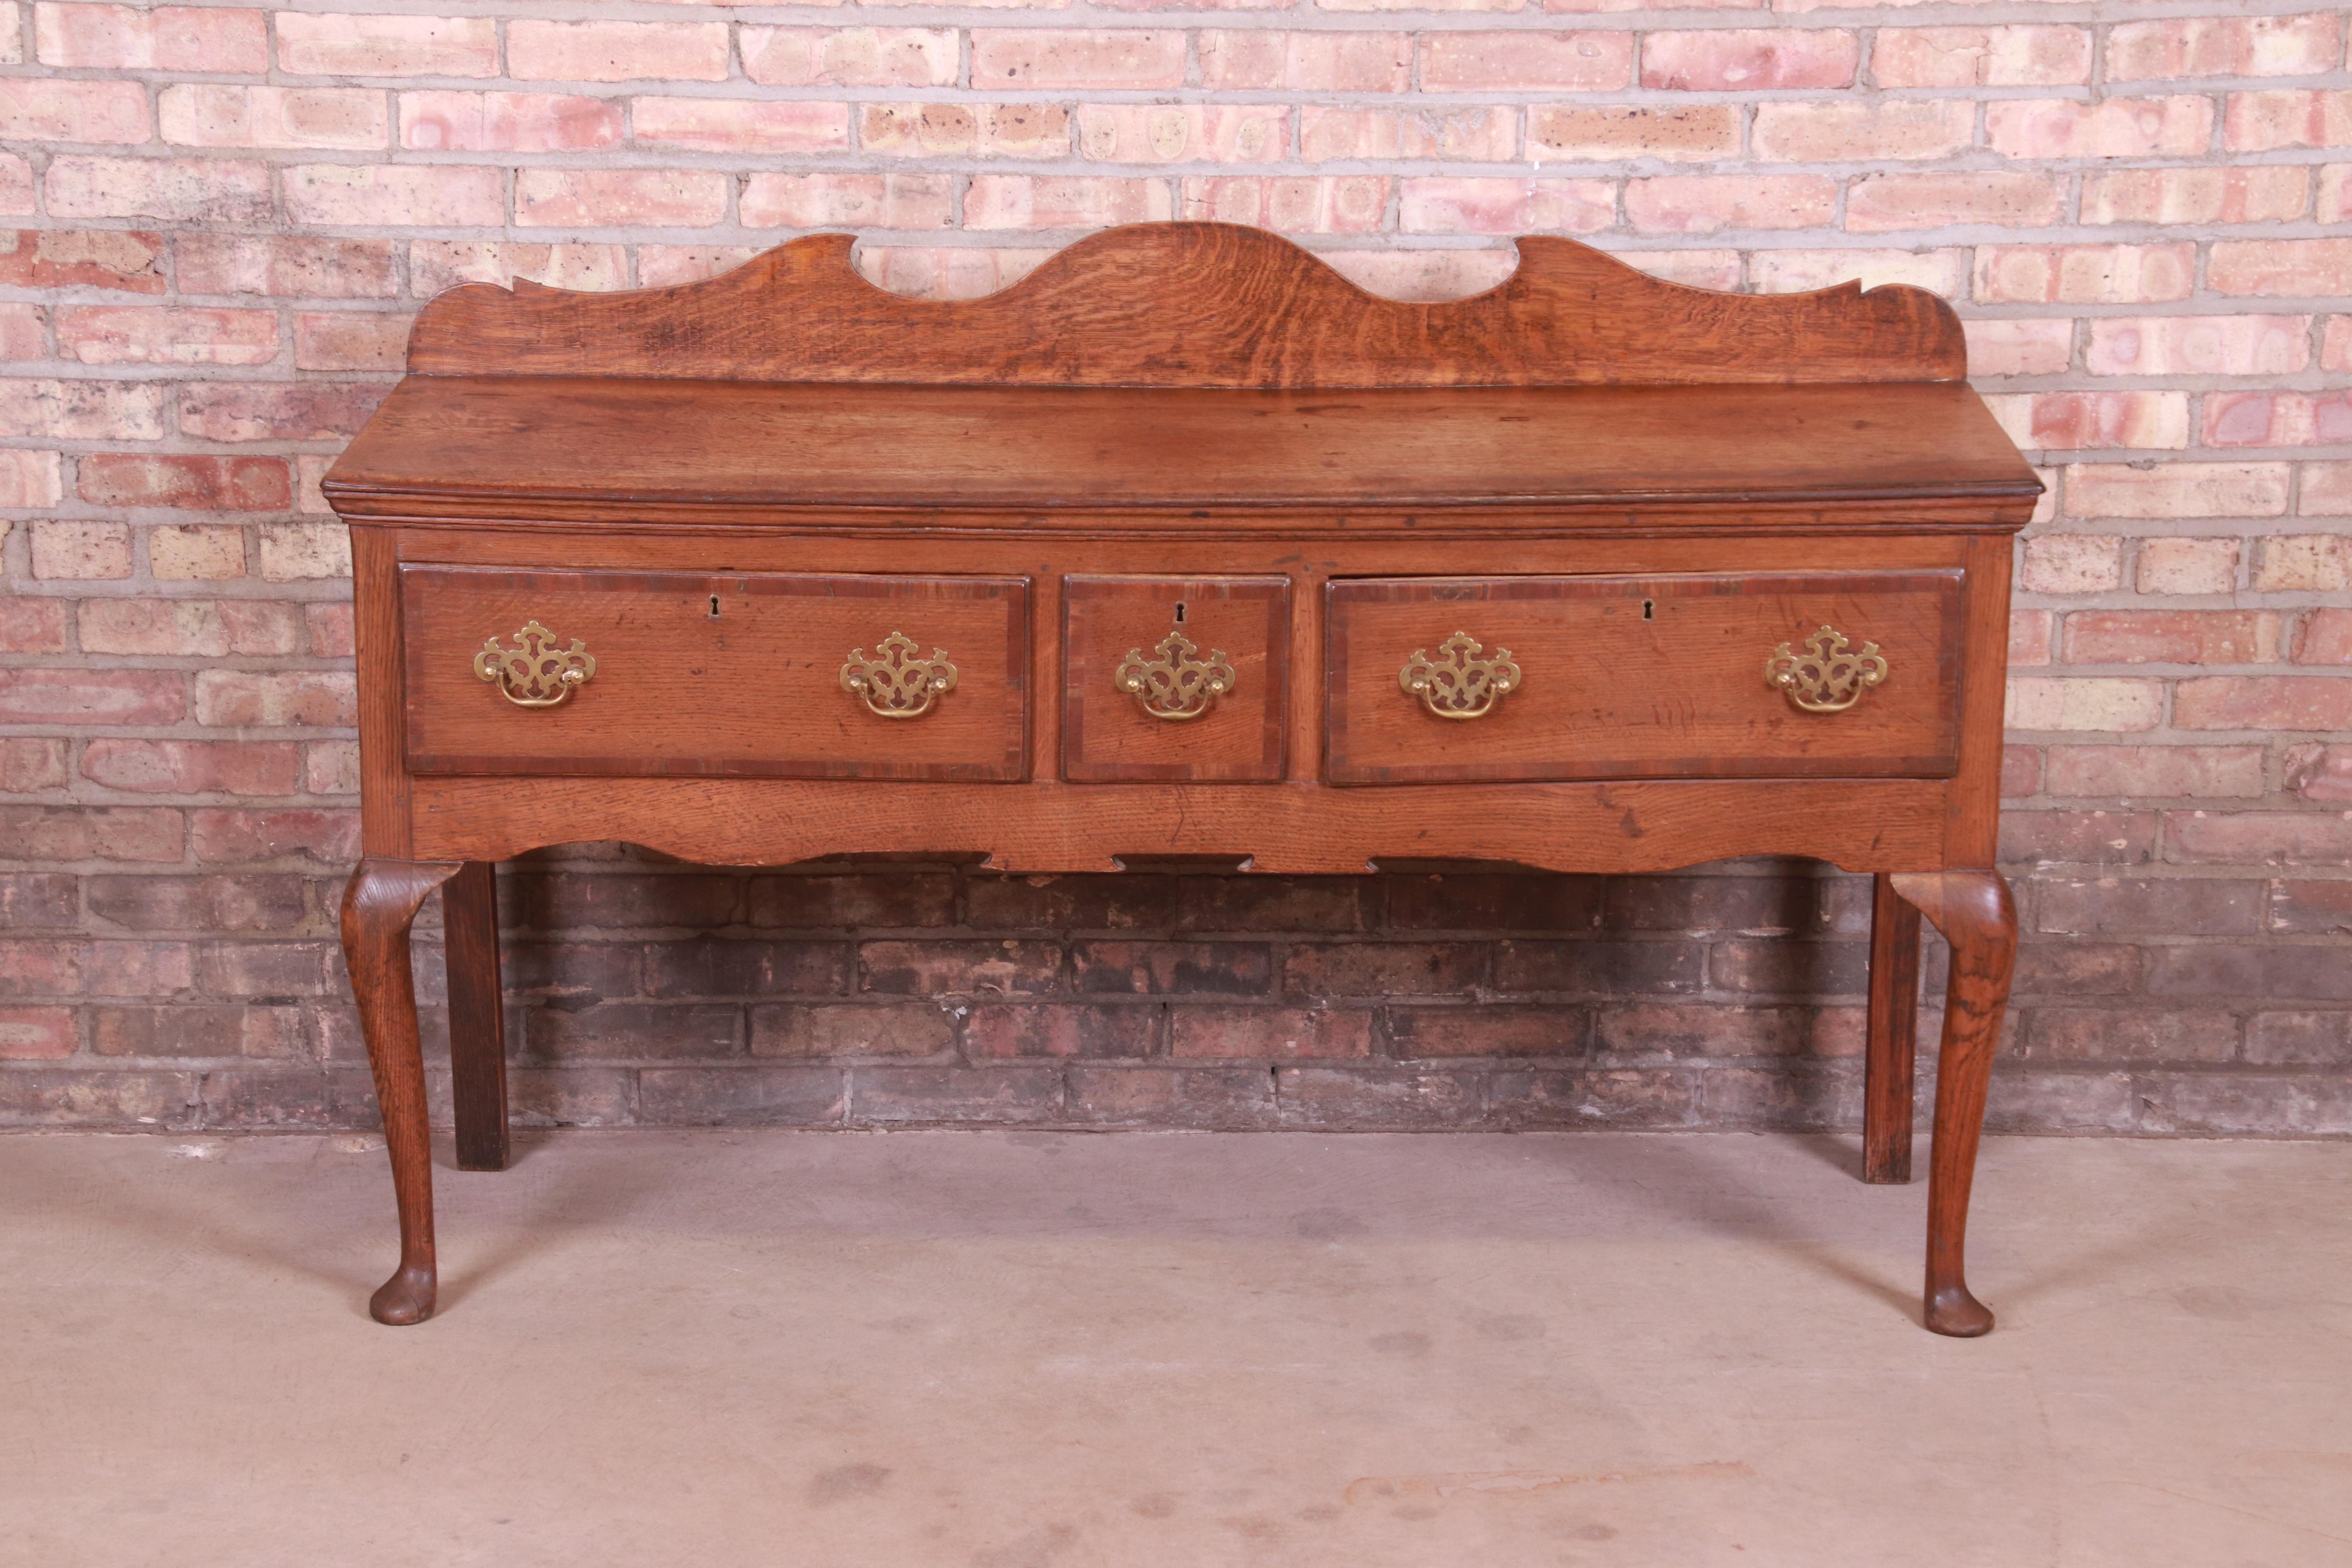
[1063,575,1289,782]
[403,566,1029,779]
[1326,570,1963,785]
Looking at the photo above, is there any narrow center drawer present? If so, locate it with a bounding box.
[1326,570,1964,785]
[402,566,1029,780]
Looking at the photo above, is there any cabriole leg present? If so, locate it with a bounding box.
[1887,871,2018,1338]
[1863,873,1923,1185]
[445,860,511,1173]
[341,857,462,1326]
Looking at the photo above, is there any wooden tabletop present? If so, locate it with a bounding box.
[325,375,2040,520]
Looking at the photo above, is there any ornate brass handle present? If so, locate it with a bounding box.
[1400,632,1520,720]
[475,621,595,708]
[840,631,957,719]
[1115,630,1233,722]
[1766,625,1888,713]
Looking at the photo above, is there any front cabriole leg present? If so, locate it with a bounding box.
[341,857,463,1325]
[1887,871,2018,1338]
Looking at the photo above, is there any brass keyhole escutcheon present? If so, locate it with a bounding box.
[1765,625,1889,713]
[475,621,595,708]
[840,631,957,719]
[1116,628,1233,722]
[1399,632,1521,720]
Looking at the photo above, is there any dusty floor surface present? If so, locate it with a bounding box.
[2,1129,2348,1568]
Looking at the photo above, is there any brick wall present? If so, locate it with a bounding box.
[2,1,2347,1137]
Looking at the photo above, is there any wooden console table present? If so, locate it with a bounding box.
[325,223,2037,1334]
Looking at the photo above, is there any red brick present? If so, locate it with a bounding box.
[2167,812,2352,867]
[2293,610,2352,666]
[2204,392,2352,448]
[2005,677,2164,732]
[749,1004,949,1059]
[1992,392,2185,451]
[1283,942,1485,997]
[2136,537,2241,595]
[2225,90,2352,152]
[399,92,621,153]
[45,156,271,223]
[2109,14,2344,81]
[190,809,359,866]
[1987,97,2214,160]
[274,13,498,77]
[2020,534,2123,592]
[1386,1005,1581,1058]
[28,520,130,580]
[1066,1066,1275,1128]
[78,454,289,512]
[0,670,182,726]
[0,156,26,216]
[306,603,354,659]
[294,312,407,372]
[191,671,357,728]
[2003,744,2043,799]
[1198,30,1409,93]
[158,85,385,151]
[1642,29,1857,91]
[84,875,307,932]
[2043,746,2266,799]
[0,1007,75,1060]
[0,873,77,926]
[1976,244,2196,305]
[81,741,301,798]
[2063,462,2290,519]
[508,20,729,82]
[858,940,1061,996]
[2010,608,2053,666]
[1423,31,1633,91]
[0,806,183,863]
[79,599,299,657]
[2064,611,2279,666]
[2082,167,2308,227]
[0,229,164,294]
[515,169,730,229]
[1751,100,1972,163]
[37,4,267,71]
[2257,536,2352,591]
[2327,317,2352,374]
[93,1005,302,1059]
[1072,941,1270,995]
[1399,176,1610,236]
[0,377,164,440]
[963,1004,1159,1059]
[970,30,1187,90]
[55,306,276,367]
[1529,105,1737,164]
[1628,175,1834,234]
[1999,809,2160,866]
[978,174,1181,230]
[0,302,43,362]
[178,383,383,443]
[2086,315,2308,377]
[0,78,149,143]
[1957,319,2070,378]
[0,599,68,655]
[1871,25,2089,88]
[1084,105,1287,163]
[634,99,851,155]
[741,27,958,89]
[866,104,1072,162]
[283,165,503,228]
[2212,239,2352,296]
[2029,1009,2238,1063]
[173,236,399,299]
[1847,172,2064,233]
[2324,165,2352,226]
[2176,677,2352,732]
[743,172,955,230]
[1171,1005,1372,1060]
[408,241,627,294]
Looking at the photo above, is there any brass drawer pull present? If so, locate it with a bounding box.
[841,631,957,719]
[1766,625,1888,713]
[475,621,595,708]
[1116,629,1233,722]
[1400,632,1520,720]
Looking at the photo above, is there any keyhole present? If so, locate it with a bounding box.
[1642,599,1655,621]
[708,595,720,618]
[1174,601,1187,624]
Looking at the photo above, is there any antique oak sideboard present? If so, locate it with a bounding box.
[324,222,2039,1334]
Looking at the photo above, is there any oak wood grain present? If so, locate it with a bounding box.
[404,223,1967,389]
[401,566,1030,782]
[1063,576,1289,783]
[1325,572,1964,785]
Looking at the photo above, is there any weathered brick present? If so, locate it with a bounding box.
[293,312,407,372]
[1424,31,1632,91]
[189,809,358,866]
[1871,26,2090,89]
[1976,244,2197,306]
[2083,167,2308,227]
[0,228,164,293]
[749,1003,951,1058]
[409,240,628,294]
[0,1069,196,1128]
[1276,1065,1485,1129]
[2043,746,2265,800]
[2246,1013,2352,1066]
[2109,15,2343,81]
[57,306,276,367]
[508,19,729,83]
[1066,1065,1276,1127]
[1642,30,1856,91]
[1399,177,1610,236]
[0,78,150,143]
[2,377,166,440]
[745,172,956,230]
[742,27,958,89]
[850,1065,1061,1124]
[1387,872,1604,932]
[1998,809,2160,866]
[0,739,69,790]
[282,165,503,228]
[971,30,1186,90]
[2175,677,2352,733]
[38,4,268,71]
[860,939,1061,995]
[532,1002,742,1060]
[1754,101,1973,163]
[2062,611,2279,666]
[1628,175,1837,235]
[275,13,498,77]
[0,669,182,726]
[2167,811,2352,868]
[964,1003,1160,1059]
[0,806,183,863]
[2269,882,2352,936]
[2136,537,2240,595]
[80,598,300,657]
[0,1006,75,1059]
[81,739,300,797]
[399,92,621,154]
[512,870,742,931]
[174,235,399,299]
[1179,875,1373,933]
[93,1004,302,1058]
[1168,1005,1372,1060]
[637,1066,844,1125]
[85,874,306,933]
[1199,30,1409,93]
[1593,1003,1822,1058]
[1491,1066,1700,1129]
[1072,941,1270,996]
[643,938,849,998]
[2087,316,2308,378]
[46,156,272,223]
[1283,943,1485,997]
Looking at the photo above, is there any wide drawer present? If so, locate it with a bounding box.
[1325,570,1964,785]
[402,566,1029,779]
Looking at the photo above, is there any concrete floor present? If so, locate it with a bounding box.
[2,1132,2348,1568]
